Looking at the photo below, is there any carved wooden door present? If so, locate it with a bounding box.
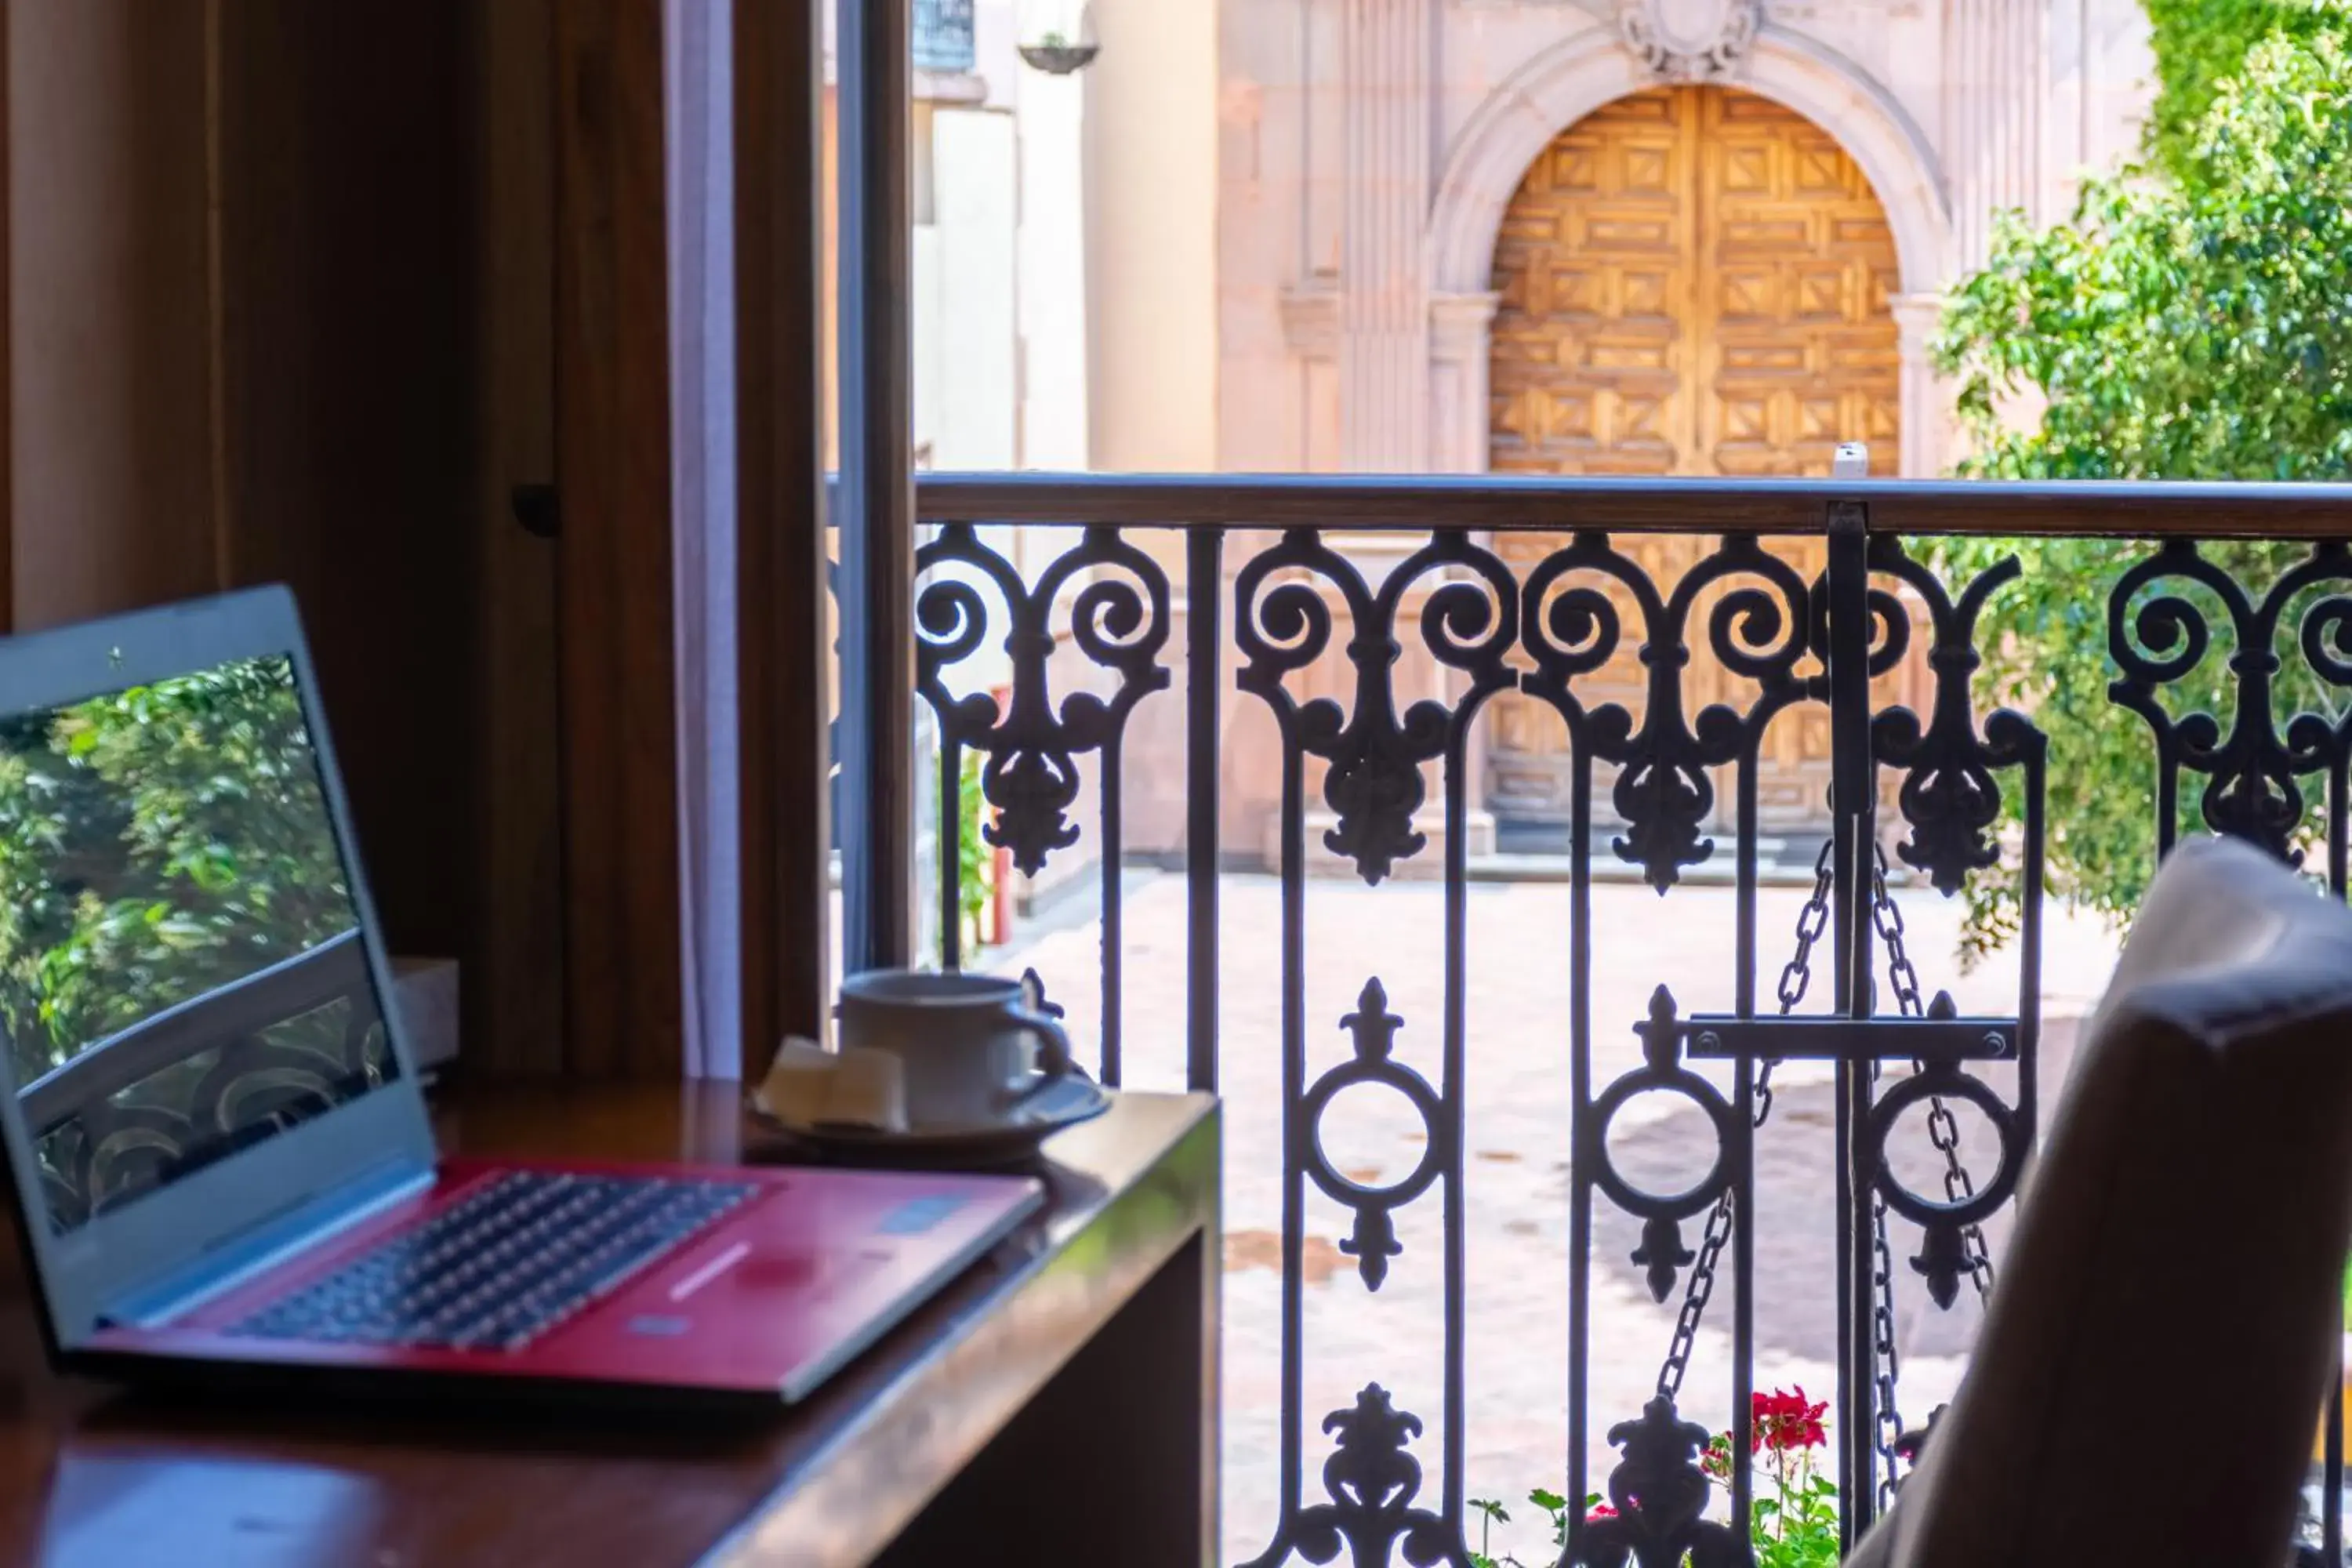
[1484,85,1902,833]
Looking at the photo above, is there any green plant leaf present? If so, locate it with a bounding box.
[1933,20,2352,949]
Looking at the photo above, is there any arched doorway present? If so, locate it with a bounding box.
[1483,84,1901,834]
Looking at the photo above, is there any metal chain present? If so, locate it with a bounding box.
[1651,835,1998,1511]
[1865,843,2001,1506]
[1758,839,1838,1127]
[1868,1163,1907,1512]
[1872,844,1995,1300]
[1654,1181,1737,1402]
[1869,844,1925,1018]
[1656,840,1838,1402]
[1866,895,1926,1513]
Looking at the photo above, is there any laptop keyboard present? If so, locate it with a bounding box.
[227,1170,759,1352]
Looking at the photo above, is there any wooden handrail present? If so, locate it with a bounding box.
[906,472,2352,539]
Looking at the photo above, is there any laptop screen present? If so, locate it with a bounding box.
[0,652,397,1236]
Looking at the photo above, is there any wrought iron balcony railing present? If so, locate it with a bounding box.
[902,467,2352,1566]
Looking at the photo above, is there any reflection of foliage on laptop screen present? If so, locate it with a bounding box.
[0,655,390,1230]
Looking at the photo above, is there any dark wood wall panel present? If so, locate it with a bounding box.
[553,0,683,1077]
[4,0,633,1076]
[212,0,480,970]
[473,0,568,1076]
[8,0,220,626]
[732,0,832,1065]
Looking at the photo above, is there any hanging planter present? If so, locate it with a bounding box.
[1018,34,1099,74]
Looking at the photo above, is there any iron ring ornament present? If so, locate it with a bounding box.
[915,521,1171,878]
[2108,537,2352,862]
[1860,1058,2027,1309]
[1240,973,1471,1568]
[1301,980,1447,1293]
[1589,987,1737,1303]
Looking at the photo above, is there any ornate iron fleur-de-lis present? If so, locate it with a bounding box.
[1866,538,2041,895]
[2108,537,2352,862]
[1575,1396,1747,1568]
[1299,979,1448,1291]
[1291,1384,1451,1568]
[1519,533,1811,891]
[1235,528,1517,884]
[914,522,1171,877]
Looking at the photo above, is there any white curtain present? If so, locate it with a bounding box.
[665,0,742,1079]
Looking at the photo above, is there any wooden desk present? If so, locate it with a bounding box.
[0,1083,1220,1568]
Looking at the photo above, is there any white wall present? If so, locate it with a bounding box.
[927,108,1021,472]
[915,104,1022,705]
[1019,68,1091,472]
[1083,0,1220,472]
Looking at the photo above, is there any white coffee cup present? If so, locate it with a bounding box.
[836,969,1075,1129]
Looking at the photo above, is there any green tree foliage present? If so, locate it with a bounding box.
[1929,28,2352,957]
[2140,0,2347,174]
[0,658,355,1086]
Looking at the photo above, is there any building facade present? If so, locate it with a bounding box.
[1217,0,2155,480]
[1160,0,2161,866]
[881,0,2165,901]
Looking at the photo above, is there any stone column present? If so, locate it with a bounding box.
[1892,293,1950,477]
[1428,289,1501,861]
[1338,0,1433,472]
[1941,0,2049,272]
[1428,291,1501,475]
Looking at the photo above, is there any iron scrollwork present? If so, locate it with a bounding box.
[1867,538,2022,894]
[915,521,1171,877]
[1235,529,1518,884]
[1862,540,2045,1307]
[1239,530,1504,1568]
[2108,537,2352,862]
[1293,1385,1452,1568]
[1216,521,2053,1564]
[1575,1396,1748,1568]
[1520,533,1812,891]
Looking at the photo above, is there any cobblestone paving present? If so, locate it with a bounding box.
[987,872,2123,1566]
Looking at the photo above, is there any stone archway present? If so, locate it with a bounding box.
[1489,83,1901,481]
[1478,81,1911,833]
[1425,25,1951,477]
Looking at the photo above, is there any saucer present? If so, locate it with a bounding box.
[746,1073,1111,1169]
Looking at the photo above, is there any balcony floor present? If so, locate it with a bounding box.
[986,868,2127,1565]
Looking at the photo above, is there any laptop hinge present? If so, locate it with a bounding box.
[102,1158,436,1330]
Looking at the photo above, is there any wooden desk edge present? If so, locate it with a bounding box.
[698,1094,1221,1567]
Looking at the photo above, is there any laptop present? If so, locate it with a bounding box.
[0,586,1044,1404]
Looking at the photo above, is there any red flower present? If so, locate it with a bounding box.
[1588,1503,1618,1520]
[1750,1386,1829,1454]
